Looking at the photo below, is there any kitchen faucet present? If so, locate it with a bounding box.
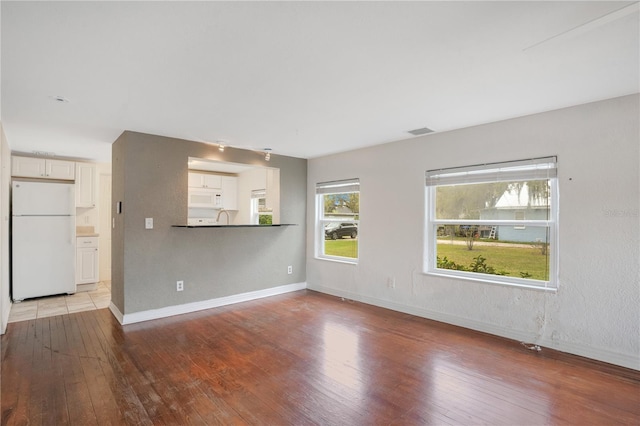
[216,209,230,225]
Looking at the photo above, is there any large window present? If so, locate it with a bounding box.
[425,157,558,290]
[316,179,360,262]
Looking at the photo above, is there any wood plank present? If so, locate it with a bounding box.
[2,290,639,425]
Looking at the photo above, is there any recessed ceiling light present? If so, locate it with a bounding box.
[50,95,70,103]
[408,127,434,136]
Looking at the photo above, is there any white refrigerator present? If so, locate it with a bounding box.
[12,180,76,301]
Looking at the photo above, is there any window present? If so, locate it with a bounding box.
[514,211,526,229]
[425,157,557,289]
[251,189,272,225]
[316,179,360,262]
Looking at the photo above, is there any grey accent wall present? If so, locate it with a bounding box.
[111,131,306,315]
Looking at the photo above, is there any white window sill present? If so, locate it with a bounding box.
[315,255,358,265]
[424,270,557,292]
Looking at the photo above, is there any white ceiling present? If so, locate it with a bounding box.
[1,1,638,163]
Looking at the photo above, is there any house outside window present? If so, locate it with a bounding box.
[425,157,558,290]
[316,179,360,262]
[514,211,526,230]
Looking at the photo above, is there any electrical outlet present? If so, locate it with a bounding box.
[176,280,184,291]
[145,217,154,229]
[387,277,396,289]
[287,266,293,274]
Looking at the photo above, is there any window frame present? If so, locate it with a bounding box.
[315,179,360,264]
[424,157,558,290]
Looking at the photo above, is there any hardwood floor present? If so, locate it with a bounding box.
[2,289,639,425]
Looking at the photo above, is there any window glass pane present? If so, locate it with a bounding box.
[435,180,550,220]
[259,214,272,225]
[436,225,550,281]
[323,226,358,258]
[323,193,359,217]
[320,192,359,260]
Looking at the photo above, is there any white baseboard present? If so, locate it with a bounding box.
[1,302,10,335]
[109,302,124,324]
[114,282,307,325]
[308,284,640,371]
[76,282,98,293]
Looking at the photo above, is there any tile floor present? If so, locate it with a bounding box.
[8,281,111,323]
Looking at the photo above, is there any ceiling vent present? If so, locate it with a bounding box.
[408,127,434,136]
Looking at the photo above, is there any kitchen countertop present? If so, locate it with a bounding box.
[76,226,99,237]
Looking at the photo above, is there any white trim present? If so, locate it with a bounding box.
[424,270,556,292]
[314,255,358,265]
[109,301,124,324]
[112,282,307,325]
[1,301,10,334]
[308,284,639,371]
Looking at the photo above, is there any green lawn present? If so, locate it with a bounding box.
[324,239,358,258]
[323,238,547,280]
[437,243,549,280]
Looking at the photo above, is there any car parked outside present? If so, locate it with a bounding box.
[325,222,358,240]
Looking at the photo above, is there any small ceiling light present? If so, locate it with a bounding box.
[50,95,70,103]
[218,144,225,152]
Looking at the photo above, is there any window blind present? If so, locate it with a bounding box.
[316,178,360,194]
[251,189,266,199]
[426,157,557,186]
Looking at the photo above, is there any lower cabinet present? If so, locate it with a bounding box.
[76,237,99,288]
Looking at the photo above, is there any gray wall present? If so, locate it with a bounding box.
[0,123,10,333]
[307,94,639,369]
[112,131,306,315]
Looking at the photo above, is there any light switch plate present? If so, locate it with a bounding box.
[145,217,153,229]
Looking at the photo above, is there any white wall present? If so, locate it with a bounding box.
[306,94,639,370]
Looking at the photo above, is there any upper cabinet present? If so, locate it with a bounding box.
[12,156,75,180]
[75,163,96,208]
[188,172,222,189]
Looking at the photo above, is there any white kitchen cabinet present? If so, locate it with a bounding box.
[12,156,75,180]
[188,172,222,189]
[221,176,238,210]
[76,237,99,285]
[47,160,76,180]
[75,163,96,208]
